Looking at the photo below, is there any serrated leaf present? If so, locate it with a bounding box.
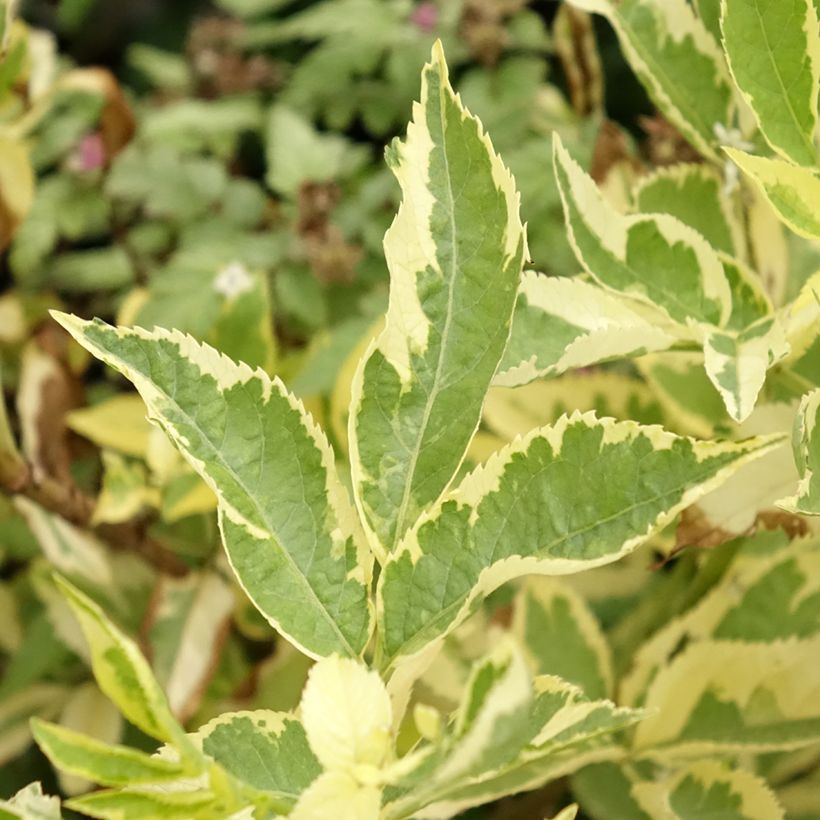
[513,578,613,699]
[194,711,320,808]
[553,133,732,327]
[378,411,781,667]
[634,164,744,257]
[0,782,62,820]
[721,0,819,166]
[777,389,820,514]
[496,273,681,387]
[576,759,784,820]
[52,313,373,660]
[634,637,820,754]
[568,0,735,159]
[483,373,666,440]
[702,316,790,422]
[53,577,200,765]
[633,760,784,819]
[622,535,820,707]
[348,42,527,557]
[725,149,820,241]
[31,719,187,787]
[391,673,643,819]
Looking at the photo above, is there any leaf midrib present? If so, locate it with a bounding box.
[97,336,358,658]
[389,75,461,553]
[382,444,755,666]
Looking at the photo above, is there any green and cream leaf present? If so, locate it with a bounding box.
[567,0,735,159]
[496,273,682,387]
[378,411,782,667]
[721,0,819,166]
[553,134,732,328]
[51,312,373,661]
[348,41,527,556]
[31,719,188,787]
[725,149,820,241]
[702,316,790,422]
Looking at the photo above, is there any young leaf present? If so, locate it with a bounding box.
[725,148,820,241]
[51,313,373,660]
[567,0,735,160]
[553,134,732,328]
[348,41,527,556]
[391,672,643,819]
[194,711,321,808]
[378,411,782,667]
[702,316,790,422]
[496,273,680,388]
[53,576,200,764]
[721,0,819,166]
[777,389,820,515]
[31,719,187,787]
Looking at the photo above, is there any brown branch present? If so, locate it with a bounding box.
[0,459,189,577]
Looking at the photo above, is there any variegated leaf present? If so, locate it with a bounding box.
[31,719,187,787]
[634,637,820,755]
[721,0,819,166]
[574,760,784,820]
[633,163,744,257]
[633,761,784,819]
[725,149,820,241]
[777,389,820,515]
[52,312,373,660]
[702,315,790,422]
[385,646,641,819]
[622,534,820,707]
[568,0,735,160]
[348,42,526,557]
[65,788,219,820]
[496,273,681,387]
[193,711,321,810]
[0,783,61,820]
[553,133,732,328]
[637,353,730,438]
[513,578,613,699]
[53,577,201,766]
[378,411,782,668]
[484,373,666,441]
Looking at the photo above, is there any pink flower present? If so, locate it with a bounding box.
[411,2,438,32]
[71,132,106,173]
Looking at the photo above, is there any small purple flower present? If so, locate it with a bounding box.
[411,2,438,32]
